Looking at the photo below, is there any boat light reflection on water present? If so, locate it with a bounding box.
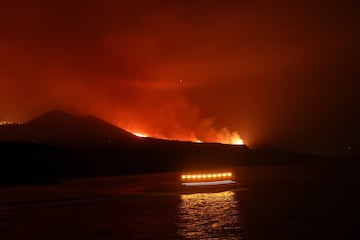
[177,191,242,239]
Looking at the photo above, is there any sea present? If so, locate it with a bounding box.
[0,165,353,239]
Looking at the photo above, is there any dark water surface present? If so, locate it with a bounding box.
[0,165,353,239]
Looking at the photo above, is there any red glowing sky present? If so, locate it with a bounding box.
[0,1,359,154]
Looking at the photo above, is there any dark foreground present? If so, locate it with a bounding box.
[0,165,354,240]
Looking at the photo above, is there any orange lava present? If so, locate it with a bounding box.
[128,129,244,145]
[133,132,148,138]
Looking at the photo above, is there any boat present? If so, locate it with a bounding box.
[180,171,236,193]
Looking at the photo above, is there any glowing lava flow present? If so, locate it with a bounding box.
[231,137,244,145]
[133,132,148,138]
[128,130,244,145]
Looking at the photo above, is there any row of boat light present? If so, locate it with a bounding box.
[181,172,232,180]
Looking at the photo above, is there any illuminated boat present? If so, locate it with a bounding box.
[180,171,236,192]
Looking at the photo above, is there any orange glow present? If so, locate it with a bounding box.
[1,1,357,157]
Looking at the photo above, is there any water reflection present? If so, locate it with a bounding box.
[177,191,242,239]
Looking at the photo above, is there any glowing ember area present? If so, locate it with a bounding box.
[133,132,148,138]
[181,172,233,180]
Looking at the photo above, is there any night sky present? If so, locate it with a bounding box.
[1,0,359,155]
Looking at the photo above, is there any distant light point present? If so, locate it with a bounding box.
[0,121,23,125]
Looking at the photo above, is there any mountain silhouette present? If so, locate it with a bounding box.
[0,110,136,144]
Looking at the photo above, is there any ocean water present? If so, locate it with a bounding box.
[0,165,353,239]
